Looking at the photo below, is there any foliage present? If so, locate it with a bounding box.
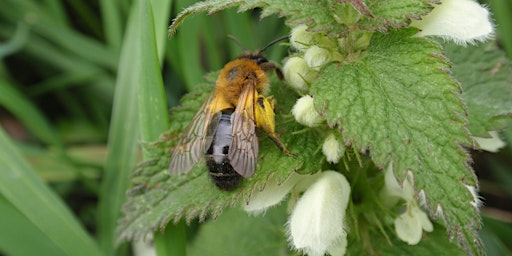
[1,0,512,256]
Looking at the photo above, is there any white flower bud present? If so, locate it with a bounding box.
[290,25,315,52]
[288,171,350,256]
[283,57,317,92]
[412,0,494,45]
[291,95,323,127]
[304,46,333,71]
[473,131,506,152]
[322,133,344,164]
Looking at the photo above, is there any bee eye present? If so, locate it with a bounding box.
[256,57,268,64]
[257,97,265,109]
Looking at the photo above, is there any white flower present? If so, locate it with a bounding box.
[292,95,324,127]
[243,171,351,256]
[411,0,494,45]
[283,56,318,92]
[243,172,306,214]
[322,133,344,164]
[288,171,350,256]
[473,131,506,152]
[381,163,433,245]
[394,203,434,245]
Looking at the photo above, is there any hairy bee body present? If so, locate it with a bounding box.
[169,36,294,191]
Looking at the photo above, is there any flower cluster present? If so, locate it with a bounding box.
[248,0,496,255]
[285,25,347,163]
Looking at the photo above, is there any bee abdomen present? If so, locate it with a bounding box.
[206,156,242,190]
[205,110,242,190]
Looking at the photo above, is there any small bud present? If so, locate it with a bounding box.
[303,46,333,71]
[288,171,350,256]
[412,0,494,45]
[322,133,344,164]
[283,57,317,92]
[290,25,315,52]
[291,95,323,127]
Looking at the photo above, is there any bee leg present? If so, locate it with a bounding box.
[268,134,297,158]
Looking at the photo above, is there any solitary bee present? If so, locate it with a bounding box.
[169,36,294,190]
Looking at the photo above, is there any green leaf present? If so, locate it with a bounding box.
[97,0,171,254]
[358,0,434,32]
[188,205,289,256]
[310,29,481,255]
[0,79,63,148]
[117,75,322,243]
[170,0,433,37]
[137,0,170,145]
[0,127,102,256]
[444,42,512,137]
[0,195,65,256]
[168,0,244,37]
[348,224,466,255]
[97,3,142,253]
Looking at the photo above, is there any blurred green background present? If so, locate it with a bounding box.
[0,0,510,255]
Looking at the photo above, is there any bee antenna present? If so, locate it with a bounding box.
[227,35,247,52]
[257,35,290,54]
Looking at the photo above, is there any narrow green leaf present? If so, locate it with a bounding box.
[173,0,209,90]
[0,127,102,256]
[311,29,481,254]
[444,42,512,136]
[137,1,181,255]
[0,195,65,256]
[98,0,172,254]
[0,79,63,148]
[3,0,118,70]
[41,0,68,25]
[100,0,123,51]
[138,0,169,145]
[97,2,142,254]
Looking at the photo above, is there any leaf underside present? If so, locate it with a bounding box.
[310,28,482,254]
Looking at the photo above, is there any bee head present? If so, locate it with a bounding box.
[227,35,289,81]
[237,53,269,65]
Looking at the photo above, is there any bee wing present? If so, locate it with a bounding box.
[169,90,221,175]
[228,81,259,178]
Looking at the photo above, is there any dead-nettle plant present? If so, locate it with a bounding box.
[117,1,512,255]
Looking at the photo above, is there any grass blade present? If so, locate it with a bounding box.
[0,127,102,256]
[97,2,142,254]
[97,0,172,254]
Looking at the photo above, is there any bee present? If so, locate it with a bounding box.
[169,36,294,190]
